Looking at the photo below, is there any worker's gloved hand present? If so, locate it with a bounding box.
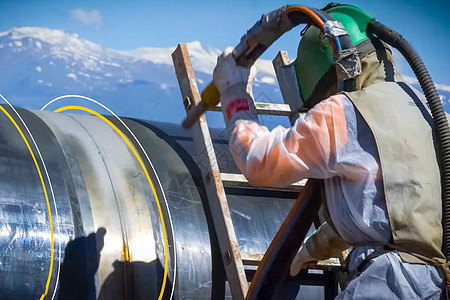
[213,47,256,94]
[290,240,319,277]
[213,47,258,134]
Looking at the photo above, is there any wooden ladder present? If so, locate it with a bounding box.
[172,44,341,300]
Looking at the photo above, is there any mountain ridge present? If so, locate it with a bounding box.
[0,26,448,125]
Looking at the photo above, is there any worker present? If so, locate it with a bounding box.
[212,4,446,299]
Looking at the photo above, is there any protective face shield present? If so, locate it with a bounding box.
[293,4,374,107]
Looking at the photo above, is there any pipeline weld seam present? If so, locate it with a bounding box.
[55,105,169,300]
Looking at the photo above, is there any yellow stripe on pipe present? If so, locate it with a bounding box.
[55,106,169,300]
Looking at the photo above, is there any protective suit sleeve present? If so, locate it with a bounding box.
[305,222,350,260]
[229,95,349,187]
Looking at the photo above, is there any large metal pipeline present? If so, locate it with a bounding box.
[0,106,322,299]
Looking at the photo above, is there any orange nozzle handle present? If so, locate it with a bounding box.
[181,82,220,129]
[201,82,221,107]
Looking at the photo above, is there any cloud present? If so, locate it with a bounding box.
[70,9,103,28]
[403,75,450,92]
[436,83,450,93]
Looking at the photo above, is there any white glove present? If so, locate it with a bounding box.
[304,222,350,261]
[290,239,319,277]
[213,47,256,95]
[213,47,258,134]
[290,222,350,277]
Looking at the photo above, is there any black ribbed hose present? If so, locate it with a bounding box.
[368,20,450,260]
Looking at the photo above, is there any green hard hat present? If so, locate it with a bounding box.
[293,4,374,103]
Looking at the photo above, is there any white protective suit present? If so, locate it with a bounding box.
[213,48,444,299]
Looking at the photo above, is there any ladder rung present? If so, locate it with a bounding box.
[241,252,264,266]
[208,102,292,116]
[221,173,306,192]
[315,258,341,270]
[241,251,341,270]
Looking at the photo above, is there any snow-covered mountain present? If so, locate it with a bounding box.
[0,27,449,125]
[0,27,282,125]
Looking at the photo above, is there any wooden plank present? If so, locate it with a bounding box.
[221,173,306,192]
[241,252,264,266]
[241,251,341,270]
[208,102,292,116]
[172,44,248,300]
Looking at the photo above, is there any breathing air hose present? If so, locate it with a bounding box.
[368,21,450,260]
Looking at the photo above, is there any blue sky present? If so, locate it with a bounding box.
[0,0,448,84]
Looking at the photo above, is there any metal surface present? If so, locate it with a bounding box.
[246,179,325,300]
[0,102,327,299]
[0,107,73,300]
[35,111,171,300]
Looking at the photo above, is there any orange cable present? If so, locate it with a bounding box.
[286,5,325,28]
[286,5,337,52]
